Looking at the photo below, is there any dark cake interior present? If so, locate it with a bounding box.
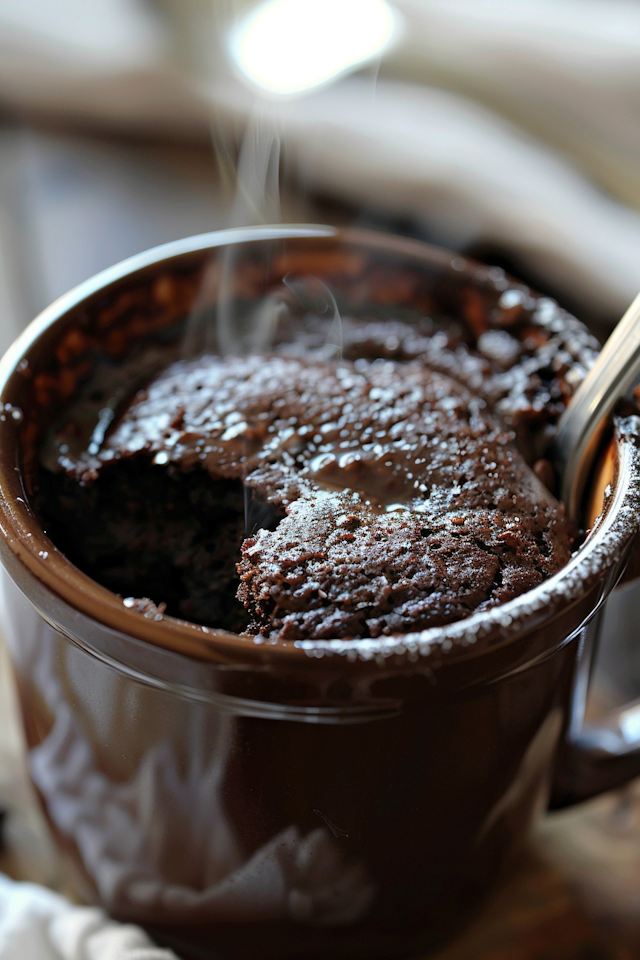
[39,306,585,641]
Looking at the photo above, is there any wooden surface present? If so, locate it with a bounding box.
[437,801,640,959]
[1,121,640,958]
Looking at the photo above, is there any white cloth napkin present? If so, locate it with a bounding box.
[212,75,640,317]
[393,0,640,211]
[0,873,177,960]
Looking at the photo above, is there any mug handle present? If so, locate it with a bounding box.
[551,606,640,807]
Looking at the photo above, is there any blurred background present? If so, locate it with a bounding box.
[3,0,640,359]
[3,1,640,956]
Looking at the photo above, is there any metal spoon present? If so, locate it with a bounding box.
[555,290,640,522]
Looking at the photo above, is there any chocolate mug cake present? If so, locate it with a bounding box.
[41,297,583,643]
[2,227,640,960]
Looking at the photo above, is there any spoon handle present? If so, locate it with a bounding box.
[555,290,640,521]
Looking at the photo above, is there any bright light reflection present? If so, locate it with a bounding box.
[230,0,399,96]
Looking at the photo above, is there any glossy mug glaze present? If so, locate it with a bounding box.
[1,226,640,960]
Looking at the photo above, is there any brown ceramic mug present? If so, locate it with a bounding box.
[1,226,640,960]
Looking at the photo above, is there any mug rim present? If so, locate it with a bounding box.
[0,224,638,669]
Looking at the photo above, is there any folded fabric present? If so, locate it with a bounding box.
[0,873,177,960]
[393,0,640,210]
[212,76,640,317]
[0,0,205,139]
